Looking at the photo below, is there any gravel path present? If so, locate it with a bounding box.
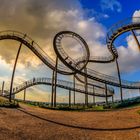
[0,103,140,140]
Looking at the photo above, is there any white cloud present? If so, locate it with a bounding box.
[117,34,140,73]
[78,21,88,29]
[116,10,140,74]
[100,0,122,12]
[103,14,109,18]
[133,10,140,17]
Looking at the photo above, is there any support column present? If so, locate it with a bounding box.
[53,57,58,107]
[84,68,88,107]
[73,74,75,105]
[112,95,114,103]
[24,88,26,101]
[93,86,95,106]
[9,42,22,102]
[131,30,140,51]
[116,59,123,102]
[69,90,71,108]
[51,70,55,107]
[1,81,5,95]
[105,83,108,105]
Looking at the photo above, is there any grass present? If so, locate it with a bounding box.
[18,100,140,111]
[0,96,19,108]
[18,100,106,111]
[16,96,140,111]
[36,104,111,111]
[42,102,140,111]
[138,110,140,115]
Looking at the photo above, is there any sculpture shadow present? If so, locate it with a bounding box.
[17,108,140,131]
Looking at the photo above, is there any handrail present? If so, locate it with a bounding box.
[3,77,114,97]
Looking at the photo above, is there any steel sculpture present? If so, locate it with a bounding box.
[0,17,140,107]
[53,31,90,72]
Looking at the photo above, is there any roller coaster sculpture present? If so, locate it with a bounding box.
[1,17,140,107]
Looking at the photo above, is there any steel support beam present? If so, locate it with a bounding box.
[73,74,75,105]
[24,88,26,101]
[69,90,71,108]
[131,30,140,51]
[9,42,22,102]
[93,86,95,106]
[105,83,108,105]
[51,70,55,107]
[84,68,88,107]
[53,57,58,107]
[112,95,114,103]
[116,59,123,102]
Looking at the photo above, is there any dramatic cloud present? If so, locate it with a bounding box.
[0,0,108,74]
[0,0,112,102]
[0,0,140,102]
[0,0,106,63]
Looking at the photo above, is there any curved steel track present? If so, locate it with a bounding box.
[0,17,140,103]
[3,77,113,97]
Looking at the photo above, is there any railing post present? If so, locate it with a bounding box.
[115,59,123,102]
[69,90,71,108]
[9,42,22,102]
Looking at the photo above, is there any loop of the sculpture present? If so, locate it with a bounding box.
[106,17,140,57]
[53,31,90,73]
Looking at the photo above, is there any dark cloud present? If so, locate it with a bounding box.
[0,0,82,64]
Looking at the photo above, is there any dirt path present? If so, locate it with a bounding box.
[0,103,140,140]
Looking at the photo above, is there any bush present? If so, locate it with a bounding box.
[0,97,19,108]
[111,97,140,109]
[103,105,110,109]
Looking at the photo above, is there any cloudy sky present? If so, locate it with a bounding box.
[0,0,140,103]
